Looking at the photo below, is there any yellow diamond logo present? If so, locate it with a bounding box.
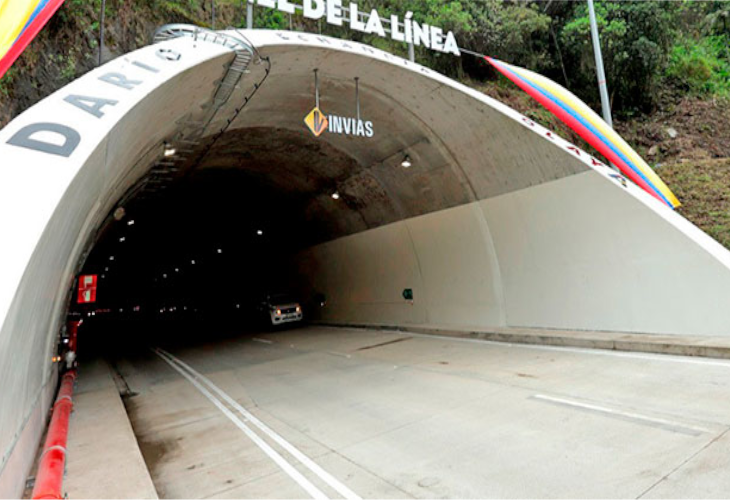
[304,107,329,137]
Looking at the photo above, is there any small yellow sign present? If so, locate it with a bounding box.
[304,107,329,137]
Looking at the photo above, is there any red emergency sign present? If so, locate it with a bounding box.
[77,275,97,304]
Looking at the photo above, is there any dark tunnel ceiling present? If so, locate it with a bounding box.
[83,168,306,308]
[177,125,474,243]
[81,120,475,305]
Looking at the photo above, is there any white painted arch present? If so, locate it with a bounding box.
[2,29,730,495]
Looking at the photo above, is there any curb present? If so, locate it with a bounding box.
[316,322,730,360]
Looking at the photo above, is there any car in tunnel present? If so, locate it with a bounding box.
[258,293,303,326]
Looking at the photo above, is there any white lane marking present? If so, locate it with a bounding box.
[157,348,362,500]
[252,338,273,344]
[153,349,330,500]
[326,351,352,359]
[532,394,713,435]
[387,329,730,368]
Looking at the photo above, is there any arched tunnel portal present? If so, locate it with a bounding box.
[2,28,730,495]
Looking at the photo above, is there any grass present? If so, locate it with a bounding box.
[666,35,730,98]
[660,158,730,249]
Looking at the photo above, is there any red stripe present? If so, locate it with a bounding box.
[486,57,665,205]
[0,0,67,79]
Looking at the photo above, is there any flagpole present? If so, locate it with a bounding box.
[587,0,613,128]
[98,0,106,66]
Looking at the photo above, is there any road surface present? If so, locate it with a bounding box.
[111,325,730,499]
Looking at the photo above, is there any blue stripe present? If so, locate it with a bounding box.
[13,0,48,45]
[497,62,673,207]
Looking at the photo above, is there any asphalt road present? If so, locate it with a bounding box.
[113,325,730,499]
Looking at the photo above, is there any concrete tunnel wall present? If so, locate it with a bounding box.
[2,28,730,495]
[295,171,730,334]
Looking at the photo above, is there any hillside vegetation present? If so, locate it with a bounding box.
[1,0,730,246]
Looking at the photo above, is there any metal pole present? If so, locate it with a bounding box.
[355,77,360,121]
[314,69,319,109]
[587,0,612,127]
[246,1,253,29]
[98,0,106,66]
[408,42,415,62]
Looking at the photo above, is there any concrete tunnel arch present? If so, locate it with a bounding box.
[3,27,730,495]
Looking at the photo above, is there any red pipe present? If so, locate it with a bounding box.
[31,370,77,500]
[68,321,80,352]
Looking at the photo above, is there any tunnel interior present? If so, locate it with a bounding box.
[74,132,365,354]
[69,61,513,356]
[70,89,471,357]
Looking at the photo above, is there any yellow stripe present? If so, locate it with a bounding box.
[0,0,41,61]
[509,63,680,207]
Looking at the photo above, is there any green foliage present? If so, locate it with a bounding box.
[4,0,730,119]
[0,66,17,99]
[253,7,289,30]
[560,1,675,114]
[702,1,730,36]
[666,35,730,97]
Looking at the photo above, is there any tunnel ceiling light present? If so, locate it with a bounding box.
[127,219,135,226]
[163,273,167,278]
[101,274,106,279]
[104,267,109,271]
[331,192,340,200]
[164,143,176,157]
[175,268,179,272]
[401,154,412,168]
[109,256,115,261]
[191,259,196,265]
[119,237,126,243]
[257,230,263,236]
[217,248,222,254]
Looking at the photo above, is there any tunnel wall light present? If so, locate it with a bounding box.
[401,154,412,168]
[332,192,340,200]
[257,230,263,236]
[217,248,223,254]
[164,143,176,157]
[127,219,135,226]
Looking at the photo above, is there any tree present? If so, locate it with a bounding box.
[560,1,675,114]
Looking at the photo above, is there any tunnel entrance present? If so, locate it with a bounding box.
[75,164,319,357]
[4,27,730,497]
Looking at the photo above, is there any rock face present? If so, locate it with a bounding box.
[648,145,659,156]
[0,1,240,128]
[666,127,679,139]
